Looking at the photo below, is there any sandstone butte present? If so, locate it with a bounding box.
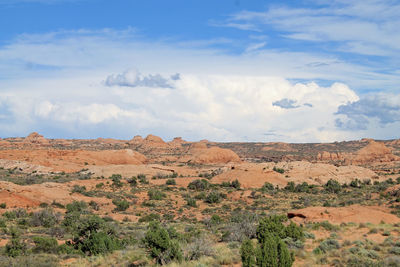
[317,140,400,164]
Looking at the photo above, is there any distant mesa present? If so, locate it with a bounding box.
[180,142,241,164]
[23,132,49,145]
[144,134,166,144]
[352,140,400,164]
[130,135,144,144]
[317,140,400,165]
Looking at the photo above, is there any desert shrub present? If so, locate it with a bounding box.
[112,199,130,212]
[0,218,6,228]
[283,221,304,241]
[5,230,27,257]
[148,189,166,200]
[3,209,27,221]
[143,221,183,265]
[139,213,161,223]
[273,166,285,174]
[186,198,197,208]
[184,235,214,260]
[110,174,123,188]
[89,200,99,211]
[324,179,342,193]
[0,203,6,209]
[188,179,210,190]
[32,236,58,253]
[223,211,258,242]
[138,174,148,184]
[241,239,256,267]
[205,191,225,204]
[263,182,275,191]
[0,254,59,267]
[256,215,287,242]
[231,179,241,189]
[30,208,61,228]
[318,238,340,253]
[68,214,122,255]
[127,177,137,187]
[66,201,88,214]
[166,179,176,185]
[71,185,86,194]
[95,182,104,188]
[311,221,339,231]
[284,182,295,192]
[239,215,297,267]
[349,179,362,188]
[51,200,64,209]
[48,226,65,238]
[256,233,293,267]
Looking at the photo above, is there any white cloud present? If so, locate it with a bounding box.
[220,0,400,57]
[0,29,398,141]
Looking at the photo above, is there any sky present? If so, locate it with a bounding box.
[0,0,399,142]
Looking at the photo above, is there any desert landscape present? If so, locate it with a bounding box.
[0,132,399,266]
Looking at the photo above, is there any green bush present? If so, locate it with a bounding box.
[66,201,88,214]
[148,189,166,200]
[240,215,297,267]
[71,185,87,194]
[241,239,255,267]
[110,174,123,188]
[138,174,148,184]
[5,230,27,257]
[324,179,342,193]
[231,179,241,189]
[138,213,161,223]
[68,214,122,255]
[0,203,6,209]
[143,221,183,265]
[205,191,225,204]
[32,236,58,253]
[30,208,60,228]
[188,179,210,190]
[112,199,130,212]
[273,166,285,174]
[166,179,176,185]
[186,198,197,208]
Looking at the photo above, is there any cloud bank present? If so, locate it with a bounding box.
[0,29,399,142]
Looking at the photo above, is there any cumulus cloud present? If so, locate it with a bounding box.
[105,70,180,88]
[272,98,300,109]
[335,94,400,130]
[0,29,398,141]
[0,70,367,142]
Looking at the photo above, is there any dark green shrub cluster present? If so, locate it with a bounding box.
[240,215,303,267]
[273,166,285,174]
[30,208,61,228]
[148,189,166,200]
[205,191,226,204]
[285,182,316,193]
[137,174,149,184]
[112,199,130,212]
[166,179,176,185]
[186,198,197,208]
[188,179,210,190]
[32,236,58,253]
[324,179,342,193]
[110,174,123,188]
[71,185,87,194]
[143,221,182,265]
[67,214,122,255]
[221,179,241,189]
[5,230,27,257]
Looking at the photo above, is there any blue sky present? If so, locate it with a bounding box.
[0,0,399,142]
